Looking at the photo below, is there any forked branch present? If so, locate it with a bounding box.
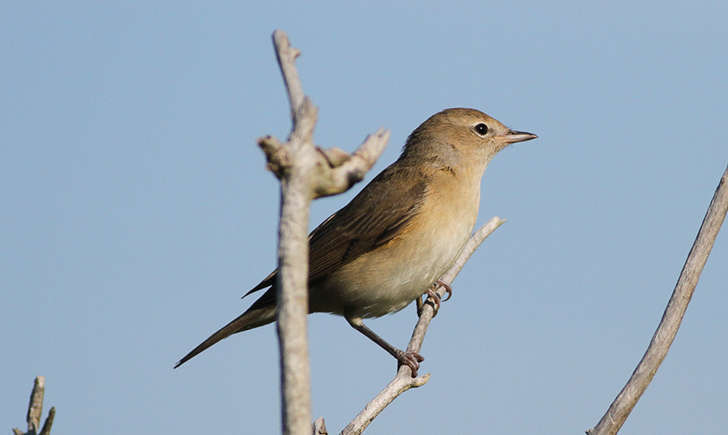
[12,376,55,435]
[259,29,388,435]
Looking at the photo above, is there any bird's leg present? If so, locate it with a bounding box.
[346,316,424,377]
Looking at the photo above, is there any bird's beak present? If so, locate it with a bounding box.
[502,130,538,144]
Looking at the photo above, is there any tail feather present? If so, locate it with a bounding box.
[174,294,277,368]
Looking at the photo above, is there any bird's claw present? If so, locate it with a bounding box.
[395,349,424,377]
[416,280,453,317]
[425,288,442,316]
[436,279,453,302]
[426,280,453,316]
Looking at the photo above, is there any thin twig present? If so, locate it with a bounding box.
[587,164,728,435]
[272,30,304,119]
[341,217,507,435]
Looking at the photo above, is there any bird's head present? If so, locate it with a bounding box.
[401,108,537,168]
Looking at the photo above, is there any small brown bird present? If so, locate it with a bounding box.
[175,108,536,374]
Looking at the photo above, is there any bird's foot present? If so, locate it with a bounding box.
[425,287,442,316]
[395,349,424,377]
[436,279,453,302]
[416,280,453,317]
[424,280,453,316]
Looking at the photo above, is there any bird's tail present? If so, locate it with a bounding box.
[174,297,276,368]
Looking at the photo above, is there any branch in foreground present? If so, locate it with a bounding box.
[12,376,55,435]
[261,30,389,198]
[587,164,728,435]
[341,217,507,435]
[261,29,389,435]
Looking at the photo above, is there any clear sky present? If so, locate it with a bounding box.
[2,1,727,434]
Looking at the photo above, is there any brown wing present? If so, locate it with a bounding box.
[244,163,430,297]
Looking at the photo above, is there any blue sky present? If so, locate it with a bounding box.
[2,1,727,434]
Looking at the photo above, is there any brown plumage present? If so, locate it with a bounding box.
[175,108,537,374]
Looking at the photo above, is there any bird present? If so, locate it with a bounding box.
[175,108,537,375]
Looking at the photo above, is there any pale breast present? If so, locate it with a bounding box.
[310,172,481,318]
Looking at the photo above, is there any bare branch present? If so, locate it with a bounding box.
[262,30,388,435]
[26,376,44,433]
[289,97,318,150]
[587,164,728,435]
[12,376,55,435]
[264,31,388,200]
[39,408,55,435]
[272,30,304,118]
[267,30,317,435]
[313,417,328,434]
[317,147,350,167]
[408,217,507,356]
[341,217,507,435]
[312,129,390,199]
[258,135,289,178]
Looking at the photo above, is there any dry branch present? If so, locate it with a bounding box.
[341,217,507,435]
[260,29,388,435]
[587,164,728,435]
[12,376,55,435]
[313,417,329,434]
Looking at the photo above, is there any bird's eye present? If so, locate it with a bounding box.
[474,123,489,136]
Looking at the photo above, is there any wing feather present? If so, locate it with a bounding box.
[244,164,430,297]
